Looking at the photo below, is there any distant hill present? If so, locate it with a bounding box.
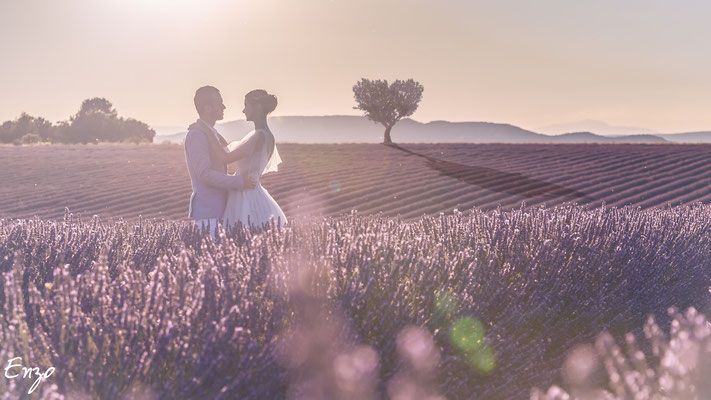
[536,120,657,136]
[552,132,666,143]
[152,125,186,137]
[658,131,711,143]
[153,116,711,144]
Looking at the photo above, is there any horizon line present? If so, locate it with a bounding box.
[150,116,711,137]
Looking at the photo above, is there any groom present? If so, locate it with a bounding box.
[184,85,256,237]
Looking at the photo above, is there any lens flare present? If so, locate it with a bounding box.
[467,341,497,373]
[435,290,457,317]
[450,317,485,351]
[450,317,497,373]
[329,180,341,192]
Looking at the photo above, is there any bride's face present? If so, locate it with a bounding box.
[242,99,261,122]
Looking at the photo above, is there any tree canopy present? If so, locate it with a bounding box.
[0,98,155,144]
[353,78,424,144]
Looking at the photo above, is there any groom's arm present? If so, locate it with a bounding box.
[185,130,251,190]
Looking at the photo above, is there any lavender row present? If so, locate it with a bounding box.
[1,204,710,398]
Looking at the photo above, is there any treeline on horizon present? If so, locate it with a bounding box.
[0,97,155,144]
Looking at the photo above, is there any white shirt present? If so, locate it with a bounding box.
[198,118,223,144]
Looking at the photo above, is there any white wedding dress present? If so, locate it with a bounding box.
[222,129,287,229]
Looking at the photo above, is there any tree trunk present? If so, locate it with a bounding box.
[383,125,393,144]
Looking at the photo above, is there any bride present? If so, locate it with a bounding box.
[205,89,287,230]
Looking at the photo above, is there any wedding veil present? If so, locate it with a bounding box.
[226,129,282,176]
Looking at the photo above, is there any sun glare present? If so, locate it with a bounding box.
[107,0,230,19]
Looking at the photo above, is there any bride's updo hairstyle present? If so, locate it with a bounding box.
[246,89,278,115]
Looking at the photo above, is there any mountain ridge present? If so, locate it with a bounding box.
[151,116,711,144]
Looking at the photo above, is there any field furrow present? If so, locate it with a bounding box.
[3,143,711,220]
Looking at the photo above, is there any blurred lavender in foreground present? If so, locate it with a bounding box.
[388,325,444,400]
[275,258,380,399]
[532,306,711,400]
[1,204,711,398]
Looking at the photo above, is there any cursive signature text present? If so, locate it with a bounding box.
[4,357,55,394]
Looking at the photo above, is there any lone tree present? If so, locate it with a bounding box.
[353,78,423,144]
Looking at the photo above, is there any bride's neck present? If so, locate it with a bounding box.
[253,117,269,131]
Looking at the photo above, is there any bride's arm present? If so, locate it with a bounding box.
[204,131,257,164]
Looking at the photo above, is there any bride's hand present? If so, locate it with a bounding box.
[243,175,257,190]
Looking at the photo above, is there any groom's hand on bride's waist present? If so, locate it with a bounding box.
[243,175,257,189]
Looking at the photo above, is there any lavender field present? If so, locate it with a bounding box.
[2,205,711,399]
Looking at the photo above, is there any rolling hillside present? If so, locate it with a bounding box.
[3,143,711,221]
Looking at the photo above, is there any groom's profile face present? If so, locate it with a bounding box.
[199,90,225,122]
[207,92,226,121]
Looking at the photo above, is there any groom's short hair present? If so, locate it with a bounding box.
[194,85,220,115]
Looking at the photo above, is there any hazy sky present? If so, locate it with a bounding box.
[1,0,710,132]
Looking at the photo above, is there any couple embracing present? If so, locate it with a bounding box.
[184,85,287,237]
